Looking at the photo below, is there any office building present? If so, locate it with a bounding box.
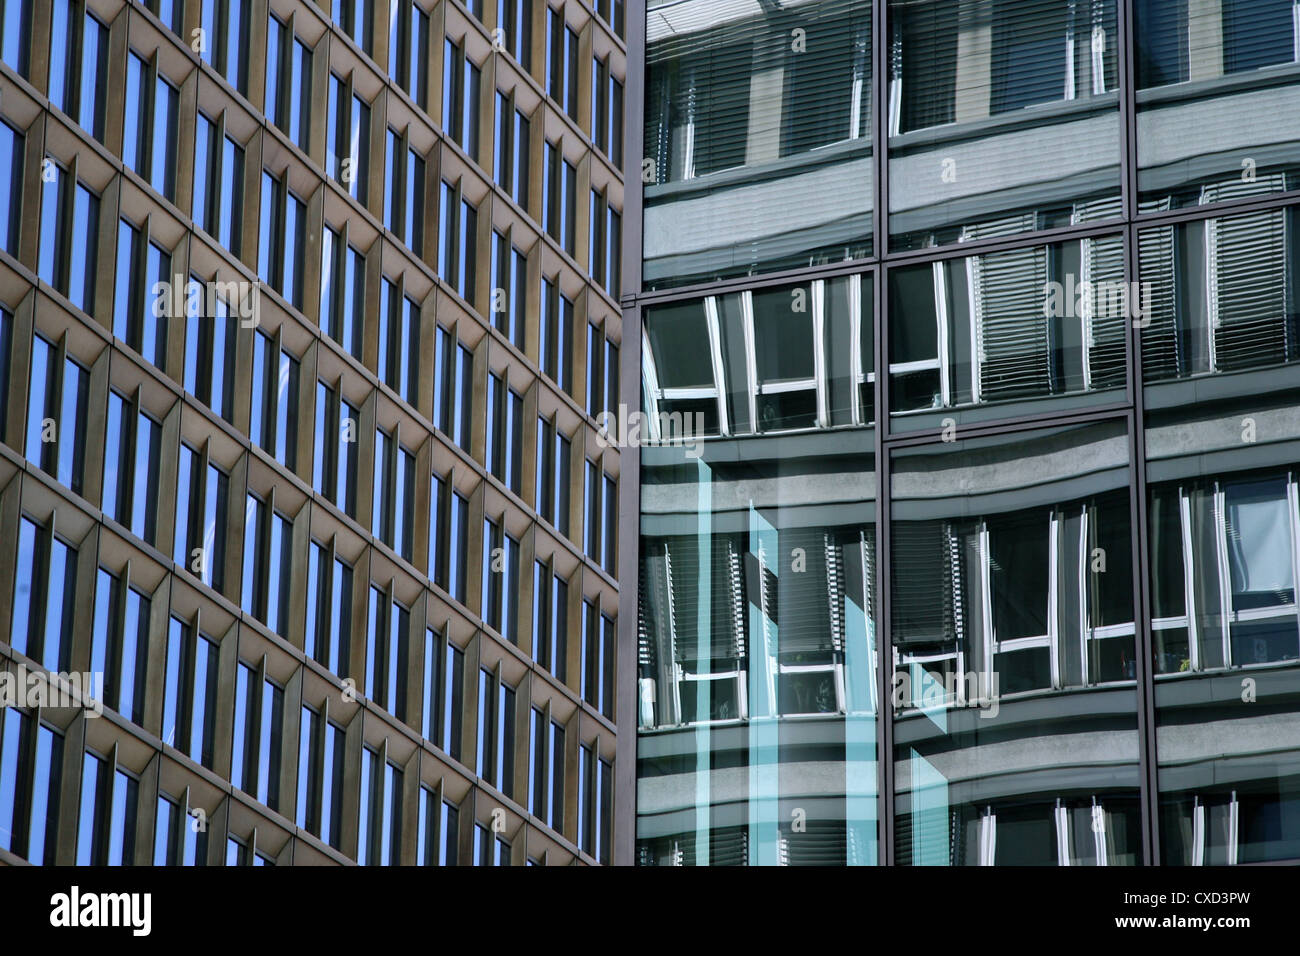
[627,0,1300,865]
[0,0,626,865]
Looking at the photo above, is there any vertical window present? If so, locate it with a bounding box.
[589,56,623,166]
[579,744,594,855]
[383,130,425,253]
[296,706,345,849]
[476,669,516,797]
[496,0,531,68]
[0,712,63,864]
[433,330,474,453]
[365,588,409,716]
[439,640,465,760]
[489,232,527,349]
[250,331,300,469]
[428,473,470,605]
[531,561,568,679]
[233,664,285,811]
[241,493,293,637]
[493,93,531,209]
[372,429,416,561]
[389,0,429,107]
[259,171,307,309]
[153,794,207,865]
[124,52,179,201]
[305,540,353,677]
[377,278,420,404]
[438,181,478,302]
[113,219,170,368]
[581,600,614,717]
[442,39,481,157]
[202,0,251,92]
[481,518,520,642]
[173,444,230,591]
[525,702,561,832]
[545,9,579,120]
[327,76,370,202]
[0,120,23,257]
[543,142,576,254]
[486,372,524,494]
[359,748,402,865]
[25,335,89,496]
[38,160,100,313]
[91,569,150,725]
[266,16,313,150]
[312,380,359,517]
[50,0,108,140]
[11,517,77,673]
[161,617,219,769]
[102,389,162,544]
[416,798,460,864]
[183,285,237,422]
[319,224,366,357]
[332,0,374,55]
[588,190,621,297]
[193,114,245,253]
[0,0,32,76]
[539,277,573,393]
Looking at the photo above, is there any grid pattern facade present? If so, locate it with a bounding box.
[0,0,624,865]
[627,0,1300,865]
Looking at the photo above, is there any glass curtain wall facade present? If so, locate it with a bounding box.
[0,0,624,866]
[629,0,1300,865]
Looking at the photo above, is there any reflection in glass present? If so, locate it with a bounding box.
[889,235,1127,430]
[1136,0,1300,210]
[637,424,878,865]
[887,0,1121,249]
[641,274,874,439]
[891,421,1141,865]
[643,0,872,288]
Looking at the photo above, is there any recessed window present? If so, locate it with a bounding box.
[162,616,220,768]
[241,493,293,637]
[443,38,481,157]
[174,444,230,592]
[193,114,245,254]
[201,0,252,93]
[102,391,162,544]
[11,516,77,673]
[232,662,285,811]
[313,380,360,517]
[373,428,416,561]
[327,76,370,202]
[266,16,313,150]
[25,334,89,496]
[39,160,100,314]
[259,171,307,310]
[0,711,64,864]
[124,53,179,201]
[50,0,108,141]
[113,219,171,368]
[320,224,366,357]
[297,705,345,849]
[389,0,429,107]
[91,568,150,725]
[486,372,524,495]
[250,331,300,469]
[305,540,353,677]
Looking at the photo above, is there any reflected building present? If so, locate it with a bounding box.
[627,0,1300,865]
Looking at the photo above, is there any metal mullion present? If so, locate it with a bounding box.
[1126,204,1161,864]
[1132,190,1300,230]
[1119,0,1137,223]
[872,0,892,867]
